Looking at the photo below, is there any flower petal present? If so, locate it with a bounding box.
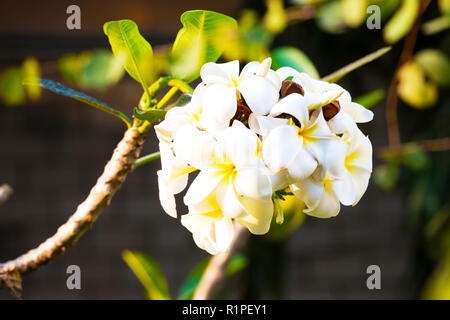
[218,124,259,169]
[332,174,356,206]
[270,93,309,125]
[291,177,324,210]
[303,188,341,218]
[233,167,273,200]
[215,177,246,219]
[157,170,177,218]
[248,114,288,138]
[184,170,224,206]
[341,101,374,123]
[238,76,279,115]
[235,196,274,235]
[200,60,239,84]
[276,66,301,81]
[262,125,303,174]
[287,147,317,181]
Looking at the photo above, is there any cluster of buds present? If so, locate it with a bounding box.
[155,58,373,254]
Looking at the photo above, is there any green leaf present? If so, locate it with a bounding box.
[122,250,171,300]
[104,20,154,95]
[58,50,125,89]
[170,10,238,81]
[133,107,167,123]
[354,88,386,109]
[397,61,438,109]
[177,254,248,300]
[374,164,400,192]
[342,0,368,27]
[415,49,450,88]
[177,258,210,300]
[383,0,420,44]
[316,0,347,34]
[271,46,320,79]
[0,67,26,106]
[321,47,392,83]
[33,79,131,127]
[265,194,305,241]
[21,57,41,100]
[263,0,287,34]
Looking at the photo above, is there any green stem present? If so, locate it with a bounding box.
[133,151,161,170]
[156,87,178,109]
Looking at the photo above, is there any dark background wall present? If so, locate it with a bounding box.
[0,0,423,299]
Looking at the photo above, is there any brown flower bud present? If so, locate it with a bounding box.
[322,100,341,121]
[281,80,304,97]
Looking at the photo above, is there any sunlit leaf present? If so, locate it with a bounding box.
[133,107,167,123]
[438,0,450,15]
[170,10,238,81]
[0,68,26,106]
[354,88,386,109]
[265,194,305,241]
[58,50,125,89]
[263,0,287,34]
[383,0,419,44]
[21,57,41,100]
[177,254,248,300]
[422,15,450,35]
[34,79,131,127]
[122,250,171,300]
[271,46,319,79]
[397,61,438,109]
[342,0,368,27]
[321,47,391,82]
[104,19,154,93]
[316,0,347,34]
[414,49,450,87]
[422,252,450,300]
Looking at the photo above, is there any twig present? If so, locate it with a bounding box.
[385,0,431,149]
[0,122,149,293]
[193,223,248,300]
[0,184,13,206]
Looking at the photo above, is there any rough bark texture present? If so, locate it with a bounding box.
[193,224,248,300]
[0,125,148,291]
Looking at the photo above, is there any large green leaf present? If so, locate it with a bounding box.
[34,79,131,127]
[271,46,319,79]
[0,67,26,106]
[383,0,420,44]
[104,20,154,93]
[177,254,248,300]
[122,250,171,300]
[170,10,238,81]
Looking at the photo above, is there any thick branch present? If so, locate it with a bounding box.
[0,123,148,289]
[193,223,248,300]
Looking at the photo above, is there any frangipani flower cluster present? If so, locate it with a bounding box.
[155,58,373,255]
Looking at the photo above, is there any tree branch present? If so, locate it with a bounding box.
[385,0,431,149]
[0,122,149,293]
[193,223,248,300]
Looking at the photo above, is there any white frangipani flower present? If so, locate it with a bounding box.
[154,58,374,254]
[157,142,196,218]
[176,122,274,235]
[200,58,281,115]
[181,195,234,255]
